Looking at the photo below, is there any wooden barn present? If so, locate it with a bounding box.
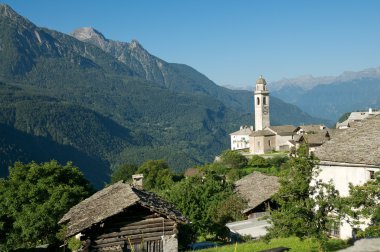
[58,181,188,252]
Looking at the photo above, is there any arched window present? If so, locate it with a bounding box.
[268,139,271,147]
[263,97,267,105]
[257,97,260,105]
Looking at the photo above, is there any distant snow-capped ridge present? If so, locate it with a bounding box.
[271,67,380,91]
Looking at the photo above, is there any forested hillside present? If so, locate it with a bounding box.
[0,4,328,186]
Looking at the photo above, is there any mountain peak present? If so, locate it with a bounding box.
[71,27,107,42]
[129,39,143,50]
[0,4,24,20]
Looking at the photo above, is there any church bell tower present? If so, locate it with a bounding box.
[254,75,270,130]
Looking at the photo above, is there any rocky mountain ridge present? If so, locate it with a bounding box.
[0,4,330,186]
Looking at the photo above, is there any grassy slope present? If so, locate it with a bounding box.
[197,237,348,252]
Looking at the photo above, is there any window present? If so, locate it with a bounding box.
[257,141,260,147]
[329,222,340,237]
[369,170,375,180]
[257,97,260,105]
[263,97,267,105]
[268,139,271,147]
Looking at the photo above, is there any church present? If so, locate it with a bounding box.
[230,76,329,154]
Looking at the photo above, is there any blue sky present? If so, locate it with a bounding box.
[2,0,380,87]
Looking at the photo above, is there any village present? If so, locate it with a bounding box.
[54,76,380,252]
[1,2,380,252]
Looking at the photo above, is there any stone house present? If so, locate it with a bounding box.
[267,125,297,151]
[314,114,380,239]
[336,108,380,129]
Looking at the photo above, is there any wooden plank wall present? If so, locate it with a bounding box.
[88,211,176,252]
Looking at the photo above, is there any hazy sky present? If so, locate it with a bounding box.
[2,0,380,87]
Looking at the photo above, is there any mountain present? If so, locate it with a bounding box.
[0,4,328,186]
[71,26,329,125]
[271,68,380,121]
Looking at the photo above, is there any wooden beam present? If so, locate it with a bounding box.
[95,225,175,239]
[93,231,174,246]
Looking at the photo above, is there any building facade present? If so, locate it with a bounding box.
[314,115,380,239]
[230,126,253,150]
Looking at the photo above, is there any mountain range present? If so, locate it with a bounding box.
[271,68,380,121]
[0,4,328,187]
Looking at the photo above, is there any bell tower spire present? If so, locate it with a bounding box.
[254,75,270,130]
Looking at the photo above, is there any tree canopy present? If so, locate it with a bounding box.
[219,150,248,169]
[135,160,174,191]
[266,147,340,251]
[163,173,245,241]
[0,160,93,250]
[344,171,380,238]
[110,163,138,184]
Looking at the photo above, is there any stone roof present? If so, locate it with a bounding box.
[250,130,276,137]
[235,172,280,213]
[348,110,380,121]
[59,181,187,238]
[315,115,380,165]
[336,119,350,128]
[296,124,327,133]
[300,131,330,146]
[268,125,296,136]
[230,126,253,136]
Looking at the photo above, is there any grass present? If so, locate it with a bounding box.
[240,166,281,176]
[261,151,289,158]
[195,237,349,252]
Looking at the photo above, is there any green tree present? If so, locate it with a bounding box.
[164,173,243,240]
[219,150,248,169]
[110,163,138,184]
[268,155,289,168]
[266,147,340,252]
[0,160,93,250]
[248,155,270,168]
[136,160,174,191]
[344,171,380,238]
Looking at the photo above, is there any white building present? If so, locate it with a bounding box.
[230,76,331,154]
[336,108,380,129]
[314,114,380,239]
[230,126,253,150]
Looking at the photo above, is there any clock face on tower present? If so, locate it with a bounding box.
[263,106,269,115]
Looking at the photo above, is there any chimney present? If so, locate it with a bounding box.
[132,174,144,189]
[369,108,373,113]
[240,125,243,130]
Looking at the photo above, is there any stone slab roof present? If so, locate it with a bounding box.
[59,181,187,238]
[348,110,380,121]
[298,132,330,146]
[250,130,276,137]
[296,125,327,133]
[315,115,380,165]
[235,171,280,213]
[268,125,296,136]
[230,126,253,136]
